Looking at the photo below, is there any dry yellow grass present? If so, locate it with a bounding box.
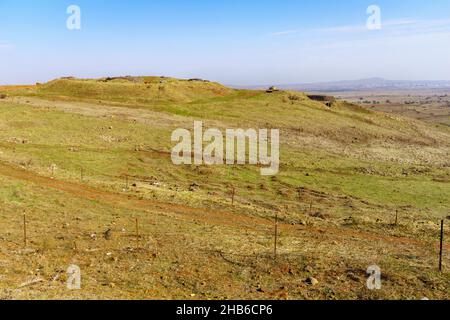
[0,77,448,300]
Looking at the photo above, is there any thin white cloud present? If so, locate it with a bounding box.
[269,18,450,37]
[383,18,418,27]
[269,30,301,36]
[0,43,14,50]
[312,19,450,34]
[313,25,367,34]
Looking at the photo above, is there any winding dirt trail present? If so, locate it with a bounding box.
[0,161,447,250]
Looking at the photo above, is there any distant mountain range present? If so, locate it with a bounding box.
[238,78,450,92]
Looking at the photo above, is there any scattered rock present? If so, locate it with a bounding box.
[277,189,289,196]
[104,229,112,240]
[303,265,314,273]
[18,277,45,288]
[17,248,37,255]
[305,277,319,286]
[343,217,359,226]
[51,272,62,282]
[189,183,199,191]
[347,272,360,282]
[310,212,329,220]
[7,137,28,144]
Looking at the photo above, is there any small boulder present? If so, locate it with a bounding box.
[306,277,319,286]
[104,229,112,240]
[189,183,199,191]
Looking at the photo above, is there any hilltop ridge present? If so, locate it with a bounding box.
[26,76,234,104]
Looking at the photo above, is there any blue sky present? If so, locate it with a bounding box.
[1,0,450,85]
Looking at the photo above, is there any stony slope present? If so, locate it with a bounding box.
[0,77,448,299]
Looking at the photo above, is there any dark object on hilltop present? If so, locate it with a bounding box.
[266,86,280,93]
[307,94,335,102]
[99,76,140,83]
[0,94,7,99]
[307,94,336,107]
[188,78,210,82]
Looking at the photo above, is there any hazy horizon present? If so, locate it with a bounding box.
[1,0,450,85]
[4,75,450,88]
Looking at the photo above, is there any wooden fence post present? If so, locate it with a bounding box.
[231,187,235,206]
[274,213,278,260]
[439,220,444,272]
[23,213,27,247]
[135,218,140,247]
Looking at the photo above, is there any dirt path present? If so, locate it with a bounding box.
[0,161,447,251]
[0,160,266,229]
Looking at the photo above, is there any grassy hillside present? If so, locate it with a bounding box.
[30,77,234,104]
[0,77,449,299]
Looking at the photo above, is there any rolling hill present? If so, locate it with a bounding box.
[0,77,448,299]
